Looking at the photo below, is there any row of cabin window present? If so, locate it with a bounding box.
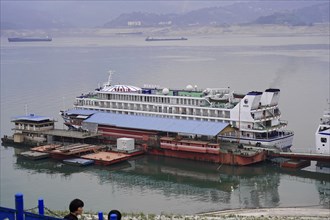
[101,93,206,106]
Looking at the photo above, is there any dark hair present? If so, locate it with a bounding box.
[108,210,121,220]
[69,199,84,212]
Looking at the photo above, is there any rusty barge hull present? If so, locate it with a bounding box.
[147,148,267,166]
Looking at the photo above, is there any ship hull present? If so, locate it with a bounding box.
[219,133,294,150]
[145,37,187,41]
[147,147,267,166]
[8,38,52,42]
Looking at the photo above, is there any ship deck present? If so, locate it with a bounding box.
[81,151,130,166]
[50,143,106,159]
[31,144,63,152]
[42,129,101,139]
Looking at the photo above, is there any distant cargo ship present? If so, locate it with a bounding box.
[145,36,188,41]
[8,37,52,42]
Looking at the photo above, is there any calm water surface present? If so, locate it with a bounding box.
[0,34,329,214]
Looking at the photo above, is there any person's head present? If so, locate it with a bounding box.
[69,199,84,215]
[108,210,121,220]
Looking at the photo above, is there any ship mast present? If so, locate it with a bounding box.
[238,99,241,144]
[105,70,114,87]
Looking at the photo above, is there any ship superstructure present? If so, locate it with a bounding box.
[62,71,294,150]
[316,108,330,154]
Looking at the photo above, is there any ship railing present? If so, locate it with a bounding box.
[251,121,288,131]
[0,193,114,220]
[251,103,278,111]
[253,114,281,121]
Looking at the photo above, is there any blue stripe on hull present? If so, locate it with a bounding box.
[318,133,330,136]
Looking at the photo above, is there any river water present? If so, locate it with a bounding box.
[0,32,329,214]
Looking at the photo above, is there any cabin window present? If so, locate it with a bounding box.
[321,138,327,143]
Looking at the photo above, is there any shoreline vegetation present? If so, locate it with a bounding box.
[44,207,330,220]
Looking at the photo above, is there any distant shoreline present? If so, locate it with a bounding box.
[73,207,330,220]
[1,23,329,38]
[199,207,330,218]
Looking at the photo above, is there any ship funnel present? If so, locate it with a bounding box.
[260,88,280,106]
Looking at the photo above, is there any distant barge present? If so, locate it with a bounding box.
[145,37,187,41]
[8,37,52,42]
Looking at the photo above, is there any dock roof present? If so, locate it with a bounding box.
[11,114,53,122]
[83,112,229,136]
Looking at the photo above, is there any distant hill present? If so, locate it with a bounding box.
[295,2,329,24]
[104,2,330,28]
[254,3,329,26]
[1,1,328,29]
[254,13,308,26]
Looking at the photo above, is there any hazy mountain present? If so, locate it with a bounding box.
[0,1,233,29]
[295,2,329,23]
[104,1,329,27]
[1,1,328,29]
[254,13,308,26]
[254,2,329,25]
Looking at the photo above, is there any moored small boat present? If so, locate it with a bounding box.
[19,151,50,160]
[63,158,94,166]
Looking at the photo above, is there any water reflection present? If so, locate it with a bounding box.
[11,146,330,210]
[117,156,281,208]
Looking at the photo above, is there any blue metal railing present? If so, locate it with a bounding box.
[0,193,120,220]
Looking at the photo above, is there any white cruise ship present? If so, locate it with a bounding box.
[62,71,294,150]
[315,108,330,154]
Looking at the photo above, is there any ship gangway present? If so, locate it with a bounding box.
[270,152,330,163]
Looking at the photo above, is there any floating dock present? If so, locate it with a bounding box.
[19,151,50,160]
[81,150,143,166]
[50,143,106,160]
[31,144,62,152]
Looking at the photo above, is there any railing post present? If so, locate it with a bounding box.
[38,198,44,215]
[98,211,103,220]
[15,193,24,220]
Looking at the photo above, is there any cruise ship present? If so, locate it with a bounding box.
[315,107,330,154]
[62,71,294,150]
